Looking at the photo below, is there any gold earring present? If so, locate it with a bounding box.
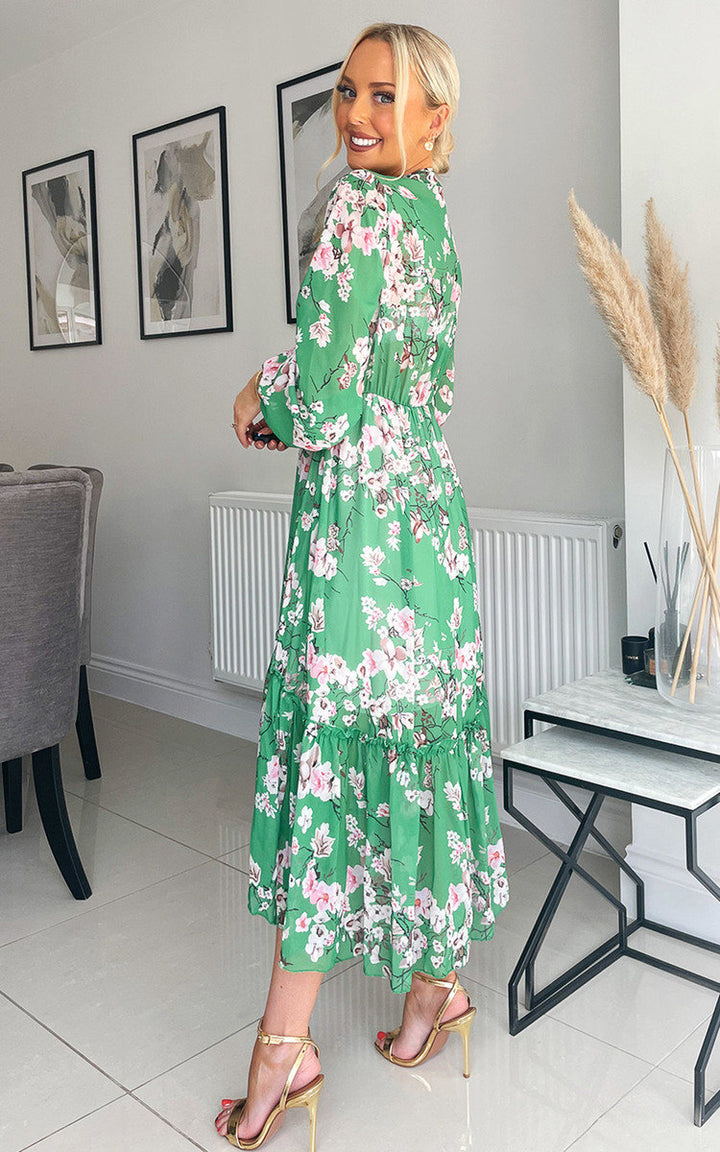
[424,138,434,151]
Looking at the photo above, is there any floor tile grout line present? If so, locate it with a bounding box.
[459,973,509,1002]
[125,1092,210,1150]
[459,972,670,1073]
[0,858,225,953]
[216,844,251,860]
[17,1095,132,1152]
[560,1063,658,1151]
[0,986,130,1086]
[130,1016,261,1093]
[661,1063,701,1085]
[218,859,249,876]
[543,999,709,1069]
[131,961,364,1094]
[5,968,350,1146]
[650,1008,713,1082]
[506,850,552,877]
[543,1008,661,1065]
[73,707,251,761]
[3,966,357,1146]
[61,787,232,860]
[467,926,720,1079]
[16,1091,204,1152]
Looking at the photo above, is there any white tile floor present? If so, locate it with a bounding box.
[2,695,720,1150]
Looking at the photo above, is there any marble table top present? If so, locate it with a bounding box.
[522,668,720,759]
[501,725,720,810]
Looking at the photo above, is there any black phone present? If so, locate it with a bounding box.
[251,427,277,444]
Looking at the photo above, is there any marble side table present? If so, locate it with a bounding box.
[501,671,720,1127]
[522,667,720,761]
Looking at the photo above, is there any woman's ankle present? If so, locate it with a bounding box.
[410,970,468,1014]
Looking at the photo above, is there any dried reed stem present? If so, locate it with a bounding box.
[683,413,709,540]
[670,553,708,696]
[672,492,720,698]
[653,396,720,620]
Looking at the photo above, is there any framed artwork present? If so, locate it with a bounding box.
[277,62,349,323]
[132,105,233,338]
[22,150,102,350]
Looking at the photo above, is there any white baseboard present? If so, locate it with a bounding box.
[88,653,631,858]
[621,842,720,942]
[88,653,261,740]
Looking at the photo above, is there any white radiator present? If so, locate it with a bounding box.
[209,493,625,751]
[209,493,294,689]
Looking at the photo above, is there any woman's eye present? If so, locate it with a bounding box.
[335,84,393,104]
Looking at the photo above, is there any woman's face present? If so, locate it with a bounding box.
[335,37,447,177]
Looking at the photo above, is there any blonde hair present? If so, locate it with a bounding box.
[318,23,460,184]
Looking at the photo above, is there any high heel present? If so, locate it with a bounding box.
[374,969,477,1078]
[223,1019,324,1151]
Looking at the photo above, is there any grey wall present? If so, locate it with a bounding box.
[0,0,623,726]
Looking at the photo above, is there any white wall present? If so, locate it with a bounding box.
[0,0,623,730]
[621,0,720,634]
[620,0,720,936]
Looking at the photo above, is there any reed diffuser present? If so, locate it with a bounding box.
[568,191,720,709]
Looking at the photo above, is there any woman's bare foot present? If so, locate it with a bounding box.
[215,1034,321,1141]
[378,970,469,1061]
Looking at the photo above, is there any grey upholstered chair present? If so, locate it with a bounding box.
[28,465,104,780]
[0,468,93,899]
[0,464,13,472]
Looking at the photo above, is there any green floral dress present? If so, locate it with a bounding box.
[248,166,508,994]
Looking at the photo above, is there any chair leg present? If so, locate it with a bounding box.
[32,745,92,899]
[76,665,101,780]
[2,758,23,833]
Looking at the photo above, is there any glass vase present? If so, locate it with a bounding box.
[654,445,720,711]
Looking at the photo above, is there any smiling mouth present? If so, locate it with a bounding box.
[349,134,382,151]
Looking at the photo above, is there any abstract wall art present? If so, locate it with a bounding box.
[132,106,233,338]
[22,150,102,350]
[277,63,348,324]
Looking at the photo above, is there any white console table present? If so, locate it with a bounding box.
[501,669,720,1127]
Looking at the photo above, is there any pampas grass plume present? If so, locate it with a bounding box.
[645,198,697,413]
[568,189,667,405]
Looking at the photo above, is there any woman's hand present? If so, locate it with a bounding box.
[250,417,289,451]
[232,372,288,451]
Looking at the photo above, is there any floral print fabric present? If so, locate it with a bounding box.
[248,166,508,993]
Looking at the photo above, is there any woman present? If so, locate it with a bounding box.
[218,22,509,1151]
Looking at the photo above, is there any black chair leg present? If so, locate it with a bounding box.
[76,665,101,780]
[32,744,92,899]
[2,758,23,833]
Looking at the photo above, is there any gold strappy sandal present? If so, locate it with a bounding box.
[374,969,477,1078]
[223,1019,324,1151]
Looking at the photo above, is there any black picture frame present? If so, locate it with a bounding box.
[22,149,102,350]
[277,62,349,324]
[132,105,233,339]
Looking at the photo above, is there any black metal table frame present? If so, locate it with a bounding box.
[503,708,720,1128]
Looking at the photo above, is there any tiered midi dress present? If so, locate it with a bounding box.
[248,165,509,994]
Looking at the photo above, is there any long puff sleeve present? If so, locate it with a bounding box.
[257,173,386,450]
[431,254,461,428]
